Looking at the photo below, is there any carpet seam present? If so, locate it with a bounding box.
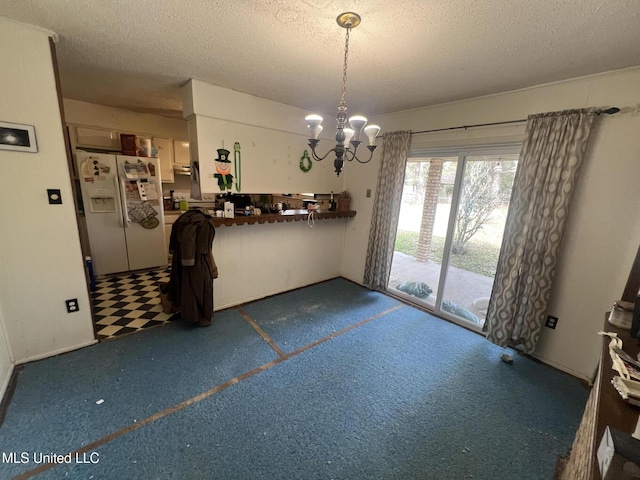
[12,303,404,480]
[236,307,286,358]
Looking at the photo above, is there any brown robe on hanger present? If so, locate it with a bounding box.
[168,209,217,327]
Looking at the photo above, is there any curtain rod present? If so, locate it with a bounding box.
[409,107,620,136]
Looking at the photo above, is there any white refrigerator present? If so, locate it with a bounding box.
[76,150,167,276]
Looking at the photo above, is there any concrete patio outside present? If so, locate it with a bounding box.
[388,251,495,324]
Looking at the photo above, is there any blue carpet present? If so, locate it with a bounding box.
[241,277,402,353]
[0,278,588,479]
[0,309,277,478]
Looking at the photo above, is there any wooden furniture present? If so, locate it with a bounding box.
[120,133,137,156]
[165,209,356,229]
[213,209,355,228]
[622,246,640,303]
[559,319,640,479]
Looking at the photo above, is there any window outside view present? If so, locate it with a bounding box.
[388,154,519,329]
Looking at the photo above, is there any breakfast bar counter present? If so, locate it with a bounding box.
[175,209,358,227]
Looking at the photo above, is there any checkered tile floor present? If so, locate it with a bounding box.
[91,269,175,341]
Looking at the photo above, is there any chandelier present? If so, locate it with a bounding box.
[305,12,381,177]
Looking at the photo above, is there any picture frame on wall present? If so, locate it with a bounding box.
[0,121,38,153]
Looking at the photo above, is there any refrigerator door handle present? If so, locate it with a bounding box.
[113,174,124,227]
[119,178,132,227]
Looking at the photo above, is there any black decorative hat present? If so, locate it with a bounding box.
[216,148,231,163]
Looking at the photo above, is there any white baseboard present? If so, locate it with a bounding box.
[16,339,98,365]
[213,277,343,312]
[532,354,592,382]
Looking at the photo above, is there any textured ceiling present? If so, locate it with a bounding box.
[2,0,640,119]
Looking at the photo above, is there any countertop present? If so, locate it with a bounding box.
[164,209,356,227]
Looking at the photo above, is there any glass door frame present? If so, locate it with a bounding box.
[405,143,521,333]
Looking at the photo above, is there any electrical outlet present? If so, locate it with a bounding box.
[545,315,558,329]
[47,189,62,205]
[366,188,372,198]
[66,299,79,313]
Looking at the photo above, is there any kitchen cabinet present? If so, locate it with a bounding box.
[74,126,120,150]
[173,140,190,166]
[164,212,181,258]
[153,137,174,183]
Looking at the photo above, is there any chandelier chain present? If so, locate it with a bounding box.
[340,27,350,107]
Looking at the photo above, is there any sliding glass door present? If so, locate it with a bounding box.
[388,147,519,331]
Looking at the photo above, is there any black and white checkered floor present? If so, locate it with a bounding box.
[91,269,175,341]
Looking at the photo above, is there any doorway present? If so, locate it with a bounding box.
[388,147,519,331]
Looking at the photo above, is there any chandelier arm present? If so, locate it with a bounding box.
[343,143,357,162]
[308,143,338,162]
[343,141,361,162]
[347,145,376,164]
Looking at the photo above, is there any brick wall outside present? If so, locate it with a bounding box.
[416,159,444,262]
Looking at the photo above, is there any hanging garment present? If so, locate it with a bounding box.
[168,209,217,327]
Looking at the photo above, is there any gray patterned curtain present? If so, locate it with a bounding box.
[484,108,597,353]
[364,131,411,291]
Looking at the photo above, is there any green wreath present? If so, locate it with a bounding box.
[299,150,312,173]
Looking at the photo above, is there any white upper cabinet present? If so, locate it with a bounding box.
[74,126,121,150]
[173,140,190,166]
[152,137,174,183]
[69,123,186,184]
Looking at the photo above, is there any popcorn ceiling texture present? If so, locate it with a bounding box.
[1,0,639,118]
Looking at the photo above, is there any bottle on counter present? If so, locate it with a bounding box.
[329,191,337,211]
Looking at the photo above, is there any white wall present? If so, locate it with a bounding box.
[183,80,344,194]
[213,220,345,310]
[343,66,640,380]
[0,18,96,364]
[339,149,382,283]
